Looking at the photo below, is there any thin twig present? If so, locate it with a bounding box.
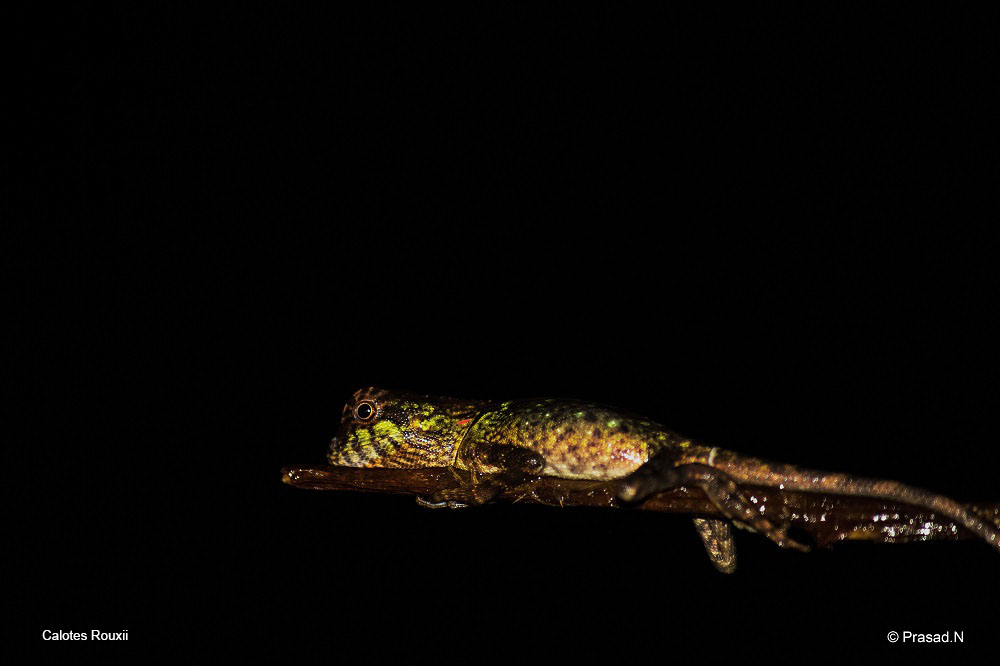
[281,464,999,548]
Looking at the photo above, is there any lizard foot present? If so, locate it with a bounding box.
[417,478,507,507]
[415,496,469,509]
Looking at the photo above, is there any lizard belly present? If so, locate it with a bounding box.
[541,455,644,480]
[531,431,653,480]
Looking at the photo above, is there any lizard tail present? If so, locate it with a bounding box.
[710,450,1000,552]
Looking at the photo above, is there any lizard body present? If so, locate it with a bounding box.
[327,388,687,477]
[327,387,999,570]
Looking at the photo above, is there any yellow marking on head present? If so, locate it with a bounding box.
[373,421,400,437]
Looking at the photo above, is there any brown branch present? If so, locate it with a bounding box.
[281,464,999,548]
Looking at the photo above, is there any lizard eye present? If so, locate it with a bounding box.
[355,401,375,421]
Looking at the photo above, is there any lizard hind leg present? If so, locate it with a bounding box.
[692,518,738,574]
[676,464,810,552]
[618,457,810,553]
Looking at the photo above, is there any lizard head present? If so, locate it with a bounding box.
[327,387,488,468]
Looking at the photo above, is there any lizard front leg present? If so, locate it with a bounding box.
[418,444,547,508]
[618,453,810,552]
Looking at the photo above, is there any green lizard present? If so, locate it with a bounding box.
[327,387,1000,571]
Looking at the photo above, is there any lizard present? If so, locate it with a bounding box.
[326,387,1000,572]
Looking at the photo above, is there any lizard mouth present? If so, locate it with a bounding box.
[327,436,349,465]
[327,435,379,467]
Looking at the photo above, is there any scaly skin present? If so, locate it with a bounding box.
[328,388,694,476]
[327,387,485,469]
[328,387,1000,569]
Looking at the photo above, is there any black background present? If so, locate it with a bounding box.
[24,6,998,656]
